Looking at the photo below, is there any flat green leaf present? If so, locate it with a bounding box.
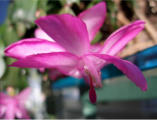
[0,21,19,46]
[91,31,103,44]
[59,6,75,15]
[9,0,38,27]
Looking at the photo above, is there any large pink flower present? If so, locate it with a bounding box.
[0,88,30,119]
[5,2,147,104]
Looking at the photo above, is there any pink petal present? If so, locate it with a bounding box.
[15,108,23,118]
[57,66,82,79]
[0,93,10,104]
[35,14,90,56]
[39,68,45,73]
[0,93,9,100]
[0,105,6,117]
[78,2,106,42]
[10,52,79,69]
[35,28,54,42]
[100,20,145,56]
[88,53,147,91]
[5,38,65,59]
[5,104,15,119]
[16,87,31,105]
[90,44,104,53]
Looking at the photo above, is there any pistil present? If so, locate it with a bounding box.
[89,73,97,104]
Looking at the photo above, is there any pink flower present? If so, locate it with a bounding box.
[5,2,147,104]
[0,88,30,119]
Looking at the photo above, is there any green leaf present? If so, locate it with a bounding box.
[0,20,19,46]
[91,31,103,44]
[0,58,28,90]
[106,0,118,29]
[9,0,38,27]
[37,0,49,12]
[59,6,75,15]
[60,0,80,6]
[16,22,26,37]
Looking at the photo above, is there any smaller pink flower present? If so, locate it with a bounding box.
[0,88,31,119]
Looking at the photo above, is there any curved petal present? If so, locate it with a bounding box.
[100,20,145,56]
[5,104,15,119]
[15,108,23,119]
[10,52,79,69]
[0,93,9,99]
[78,2,106,42]
[35,14,90,56]
[35,28,54,42]
[88,53,147,91]
[90,44,104,53]
[0,93,10,104]
[0,105,6,117]
[15,88,31,105]
[5,38,65,59]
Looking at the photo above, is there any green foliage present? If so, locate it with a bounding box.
[91,31,103,44]
[106,0,118,29]
[0,21,19,46]
[9,0,38,25]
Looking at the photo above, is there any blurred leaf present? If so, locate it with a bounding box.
[87,0,102,8]
[0,20,19,46]
[0,35,5,56]
[59,0,67,6]
[1,58,28,90]
[128,0,136,7]
[16,22,26,37]
[91,31,103,44]
[47,1,62,14]
[0,35,5,79]
[60,0,80,6]
[37,0,49,12]
[59,6,75,15]
[9,0,38,28]
[106,0,118,29]
[36,0,49,17]
[0,57,6,79]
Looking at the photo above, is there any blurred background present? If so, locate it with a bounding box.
[0,0,157,119]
